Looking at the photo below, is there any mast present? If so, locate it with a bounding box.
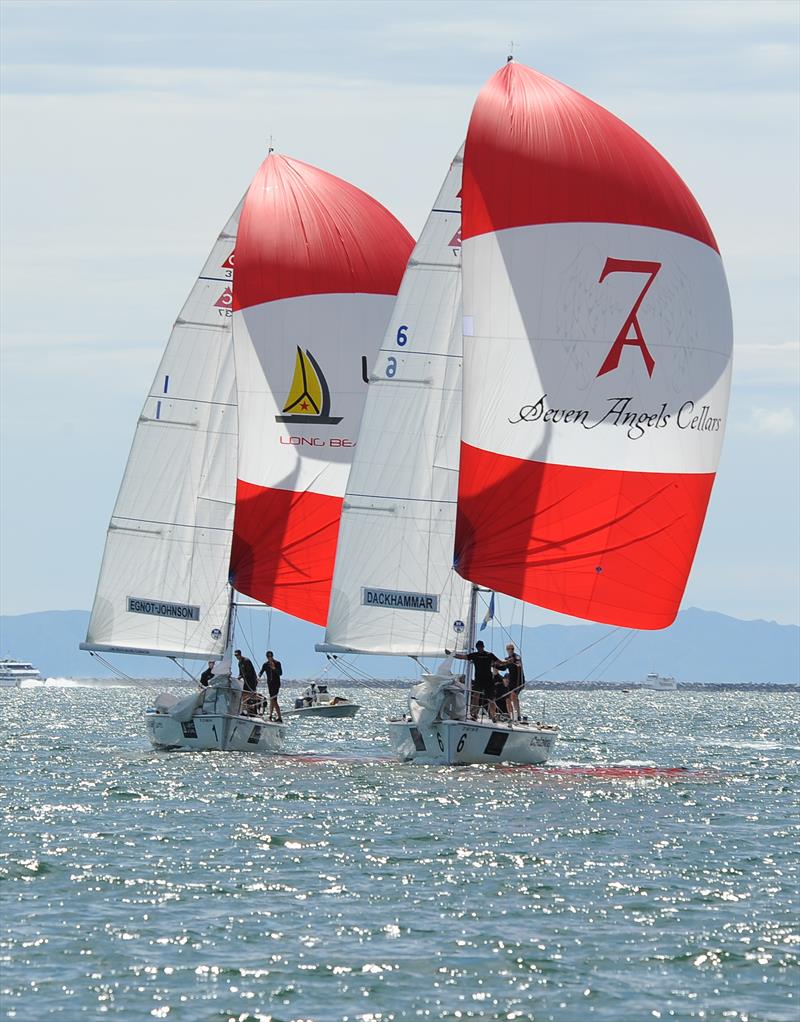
[463,583,479,720]
[224,585,237,658]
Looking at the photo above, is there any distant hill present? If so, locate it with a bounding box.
[1,606,797,684]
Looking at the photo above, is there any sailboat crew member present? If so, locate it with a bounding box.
[199,661,215,687]
[450,640,501,721]
[234,650,259,713]
[497,643,524,721]
[259,651,283,723]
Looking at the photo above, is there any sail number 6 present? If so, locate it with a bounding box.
[396,325,409,346]
[386,357,397,378]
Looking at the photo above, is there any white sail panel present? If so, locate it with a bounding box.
[462,222,732,474]
[83,202,242,660]
[323,149,472,656]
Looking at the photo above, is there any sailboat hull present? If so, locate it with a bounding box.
[387,718,557,766]
[145,711,286,752]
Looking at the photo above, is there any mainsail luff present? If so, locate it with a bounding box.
[229,154,414,627]
[455,62,733,629]
[83,201,243,659]
[322,148,472,656]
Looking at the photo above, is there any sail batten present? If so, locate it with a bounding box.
[456,63,733,630]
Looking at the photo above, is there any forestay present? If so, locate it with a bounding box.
[456,62,733,630]
[83,201,242,659]
[230,155,413,626]
[322,148,471,655]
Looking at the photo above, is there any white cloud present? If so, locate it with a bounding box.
[737,404,798,435]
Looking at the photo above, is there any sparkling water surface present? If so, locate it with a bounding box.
[1,686,797,1021]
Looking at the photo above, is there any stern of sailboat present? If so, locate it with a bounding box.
[388,717,557,766]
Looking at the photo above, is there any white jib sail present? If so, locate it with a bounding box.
[322,148,471,656]
[82,201,242,660]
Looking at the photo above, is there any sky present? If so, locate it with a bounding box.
[1,0,798,628]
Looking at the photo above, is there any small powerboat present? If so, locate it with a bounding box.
[286,683,359,719]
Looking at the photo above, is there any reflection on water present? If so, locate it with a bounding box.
[0,686,797,1021]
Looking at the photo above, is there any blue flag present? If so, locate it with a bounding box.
[480,592,495,631]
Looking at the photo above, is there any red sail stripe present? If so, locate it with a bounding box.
[233,154,414,311]
[231,480,342,627]
[462,62,717,251]
[454,442,715,630]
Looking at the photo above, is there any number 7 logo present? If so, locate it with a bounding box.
[596,258,662,378]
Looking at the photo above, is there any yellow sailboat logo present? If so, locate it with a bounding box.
[276,347,342,425]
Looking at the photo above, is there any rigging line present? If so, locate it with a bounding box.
[240,621,257,664]
[598,630,638,681]
[598,630,638,680]
[326,655,366,684]
[334,655,374,681]
[528,627,621,681]
[580,630,636,683]
[89,651,135,681]
[310,658,335,683]
[169,656,198,682]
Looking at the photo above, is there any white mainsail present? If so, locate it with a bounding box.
[321,148,471,656]
[82,201,242,660]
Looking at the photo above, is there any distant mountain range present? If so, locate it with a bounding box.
[1,607,797,685]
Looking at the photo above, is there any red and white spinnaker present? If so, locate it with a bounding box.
[230,155,414,625]
[455,62,733,629]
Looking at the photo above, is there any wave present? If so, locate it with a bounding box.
[19,677,136,689]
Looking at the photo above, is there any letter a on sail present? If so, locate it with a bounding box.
[276,347,342,424]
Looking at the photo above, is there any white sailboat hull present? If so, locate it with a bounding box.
[388,718,557,766]
[145,711,285,752]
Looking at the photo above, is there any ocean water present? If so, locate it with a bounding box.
[0,685,797,1022]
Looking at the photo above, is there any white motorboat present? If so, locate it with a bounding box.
[645,673,678,691]
[286,683,359,719]
[79,151,411,753]
[0,660,42,688]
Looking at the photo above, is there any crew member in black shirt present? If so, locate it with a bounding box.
[259,650,283,723]
[234,649,258,713]
[199,661,215,687]
[451,640,500,720]
[497,643,524,721]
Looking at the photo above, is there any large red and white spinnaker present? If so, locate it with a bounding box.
[455,61,732,630]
